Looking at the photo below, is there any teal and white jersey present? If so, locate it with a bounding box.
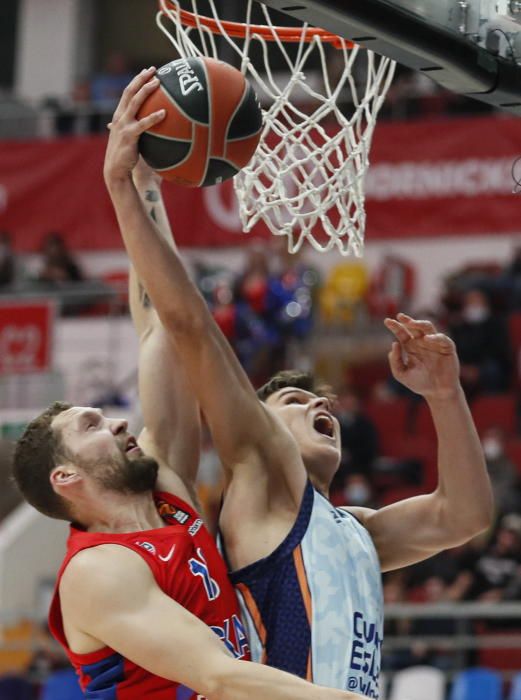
[220,480,384,698]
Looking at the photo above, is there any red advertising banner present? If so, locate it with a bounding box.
[0,301,55,374]
[0,115,520,251]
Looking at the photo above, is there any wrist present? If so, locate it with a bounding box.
[105,171,134,193]
[133,174,162,191]
[424,384,465,408]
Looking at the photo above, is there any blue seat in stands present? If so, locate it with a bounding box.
[40,668,84,700]
[509,673,521,700]
[449,668,502,700]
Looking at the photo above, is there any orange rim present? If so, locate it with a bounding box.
[159,2,353,50]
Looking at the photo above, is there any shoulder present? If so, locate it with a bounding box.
[60,544,154,609]
[339,505,377,529]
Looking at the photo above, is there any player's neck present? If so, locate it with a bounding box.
[86,490,165,533]
[309,476,330,499]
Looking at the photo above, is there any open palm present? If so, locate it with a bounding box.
[385,314,460,400]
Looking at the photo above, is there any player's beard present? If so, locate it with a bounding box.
[75,451,159,495]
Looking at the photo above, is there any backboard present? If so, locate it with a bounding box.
[259,0,521,114]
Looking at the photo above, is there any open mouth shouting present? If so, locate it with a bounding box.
[313,413,335,439]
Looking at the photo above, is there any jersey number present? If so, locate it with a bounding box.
[188,548,220,601]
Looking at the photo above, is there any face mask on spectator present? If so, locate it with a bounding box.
[462,304,489,323]
[345,484,371,505]
[483,437,503,460]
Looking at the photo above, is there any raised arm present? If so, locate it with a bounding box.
[60,545,367,700]
[129,159,201,502]
[348,314,494,572]
[104,69,305,512]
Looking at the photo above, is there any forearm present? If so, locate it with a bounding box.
[427,386,493,535]
[213,658,367,700]
[129,172,176,334]
[133,173,175,249]
[107,174,208,330]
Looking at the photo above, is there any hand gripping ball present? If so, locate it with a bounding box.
[137,56,263,187]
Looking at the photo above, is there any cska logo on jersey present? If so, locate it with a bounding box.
[188,548,220,601]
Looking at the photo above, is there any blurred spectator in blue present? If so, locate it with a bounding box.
[0,231,16,289]
[197,243,318,381]
[448,288,511,397]
[267,240,318,345]
[91,51,134,113]
[37,232,83,285]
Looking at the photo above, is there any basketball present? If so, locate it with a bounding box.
[137,57,263,187]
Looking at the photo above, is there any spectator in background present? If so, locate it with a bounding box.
[481,427,521,517]
[336,388,379,478]
[368,253,416,318]
[37,232,83,285]
[330,473,376,509]
[236,244,270,317]
[499,241,521,309]
[91,51,134,119]
[466,513,521,601]
[448,288,511,398]
[0,231,16,289]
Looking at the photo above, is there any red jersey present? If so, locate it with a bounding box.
[49,491,250,699]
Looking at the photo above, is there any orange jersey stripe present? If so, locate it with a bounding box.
[293,545,313,681]
[236,582,268,664]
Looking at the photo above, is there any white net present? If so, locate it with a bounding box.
[157,0,396,256]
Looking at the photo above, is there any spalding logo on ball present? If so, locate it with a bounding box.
[137,57,263,187]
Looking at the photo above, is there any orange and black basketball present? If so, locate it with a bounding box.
[137,57,263,187]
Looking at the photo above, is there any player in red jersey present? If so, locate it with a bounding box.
[12,67,373,700]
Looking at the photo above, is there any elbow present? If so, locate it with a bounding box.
[437,492,494,545]
[160,301,209,338]
[449,504,494,543]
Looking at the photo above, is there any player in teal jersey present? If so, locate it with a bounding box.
[105,67,494,699]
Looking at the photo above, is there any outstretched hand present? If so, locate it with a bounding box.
[103,67,165,186]
[384,313,461,401]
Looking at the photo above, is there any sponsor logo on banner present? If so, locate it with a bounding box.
[0,301,55,375]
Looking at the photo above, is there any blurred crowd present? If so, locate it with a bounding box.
[31,50,497,139]
[2,231,521,679]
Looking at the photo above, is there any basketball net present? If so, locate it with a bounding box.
[157,0,396,256]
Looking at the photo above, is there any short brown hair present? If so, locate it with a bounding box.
[12,401,73,520]
[256,370,334,403]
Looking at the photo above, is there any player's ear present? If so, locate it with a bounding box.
[50,465,82,494]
